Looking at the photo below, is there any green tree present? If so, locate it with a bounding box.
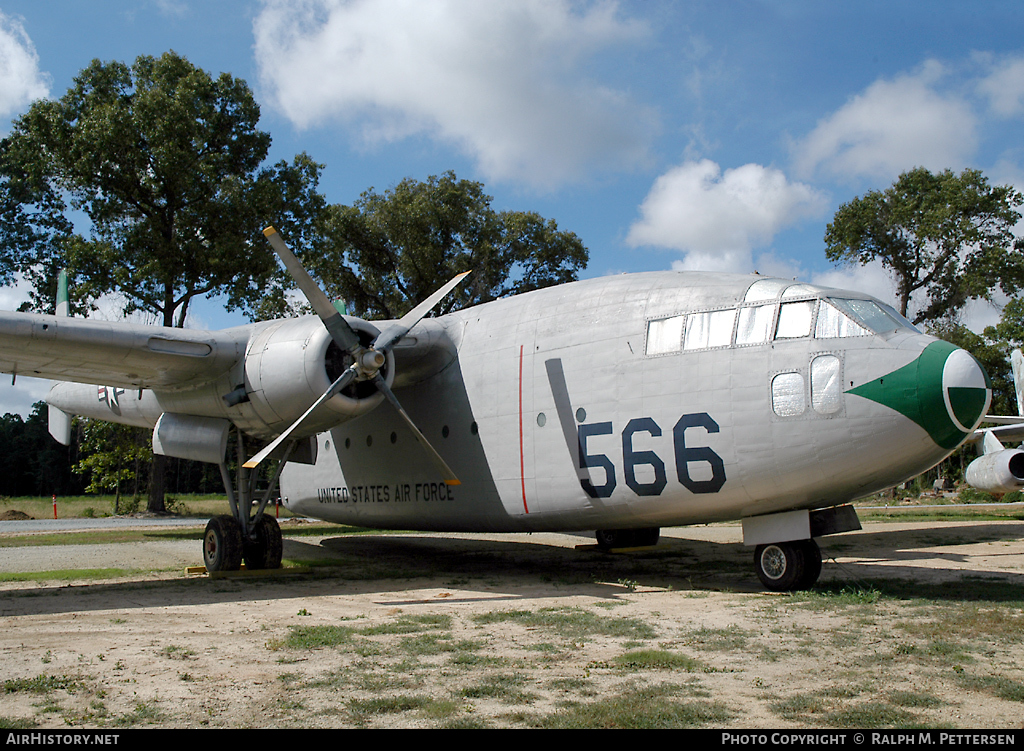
[2,51,328,512]
[306,171,588,319]
[75,420,151,514]
[0,403,84,498]
[944,296,1024,417]
[825,167,1023,326]
[3,50,327,325]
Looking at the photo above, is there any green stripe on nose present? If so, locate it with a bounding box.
[847,341,990,450]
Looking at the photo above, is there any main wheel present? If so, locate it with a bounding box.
[754,541,806,591]
[244,515,283,570]
[204,515,243,572]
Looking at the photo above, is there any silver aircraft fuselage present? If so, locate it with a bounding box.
[279,271,990,532]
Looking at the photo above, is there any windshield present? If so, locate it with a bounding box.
[828,298,915,335]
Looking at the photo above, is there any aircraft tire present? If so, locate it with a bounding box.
[203,515,243,572]
[595,529,635,550]
[244,516,283,570]
[633,528,660,547]
[796,539,822,589]
[754,542,806,592]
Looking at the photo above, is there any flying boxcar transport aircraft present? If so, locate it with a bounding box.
[0,228,993,591]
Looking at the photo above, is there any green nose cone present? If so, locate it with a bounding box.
[847,341,991,450]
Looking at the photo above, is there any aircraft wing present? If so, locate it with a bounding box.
[0,310,246,390]
[968,422,1024,445]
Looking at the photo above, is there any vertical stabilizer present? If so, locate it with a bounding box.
[54,269,68,317]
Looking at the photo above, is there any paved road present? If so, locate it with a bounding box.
[0,516,210,533]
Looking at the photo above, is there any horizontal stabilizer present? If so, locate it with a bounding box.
[969,423,1024,445]
[981,415,1024,424]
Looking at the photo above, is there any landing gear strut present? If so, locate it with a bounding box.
[754,539,821,591]
[203,428,292,572]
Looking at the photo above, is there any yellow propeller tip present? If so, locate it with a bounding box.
[242,460,259,469]
[445,479,462,487]
[263,226,277,237]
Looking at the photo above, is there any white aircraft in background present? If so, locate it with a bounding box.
[964,349,1024,495]
[0,229,993,590]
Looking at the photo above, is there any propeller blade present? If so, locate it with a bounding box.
[373,271,471,352]
[243,366,357,469]
[263,226,361,353]
[372,373,460,485]
[255,227,470,484]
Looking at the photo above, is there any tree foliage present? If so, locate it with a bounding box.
[930,297,1024,419]
[305,171,588,319]
[0,403,84,498]
[1,50,327,325]
[825,167,1023,326]
[0,51,331,513]
[75,420,152,512]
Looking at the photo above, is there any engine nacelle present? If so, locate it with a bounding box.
[964,449,1024,495]
[241,315,395,438]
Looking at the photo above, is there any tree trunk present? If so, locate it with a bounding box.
[148,452,168,514]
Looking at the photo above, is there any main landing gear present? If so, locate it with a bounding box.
[202,428,291,573]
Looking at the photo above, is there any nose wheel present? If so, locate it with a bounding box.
[754,539,821,591]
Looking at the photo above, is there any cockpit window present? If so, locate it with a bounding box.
[776,300,815,339]
[736,304,775,345]
[815,300,870,339]
[684,309,736,350]
[828,298,912,335]
[646,315,684,355]
[877,302,921,333]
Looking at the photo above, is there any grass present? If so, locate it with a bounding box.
[612,649,709,672]
[471,606,657,641]
[532,683,732,729]
[3,674,88,694]
[0,568,135,582]
[279,624,356,650]
[0,493,232,520]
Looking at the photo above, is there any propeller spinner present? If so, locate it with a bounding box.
[243,227,469,485]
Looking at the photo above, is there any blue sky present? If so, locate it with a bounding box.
[0,0,1022,414]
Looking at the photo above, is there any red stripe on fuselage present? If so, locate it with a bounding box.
[519,344,529,513]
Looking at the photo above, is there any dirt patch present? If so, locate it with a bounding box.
[0,510,34,521]
[0,521,1022,729]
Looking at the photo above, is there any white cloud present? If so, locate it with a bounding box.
[627,159,828,271]
[809,260,900,309]
[976,55,1024,118]
[0,12,48,121]
[792,61,977,182]
[0,375,51,418]
[253,0,657,189]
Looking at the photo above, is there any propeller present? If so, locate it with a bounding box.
[243,227,468,487]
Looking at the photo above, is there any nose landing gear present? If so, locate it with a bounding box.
[754,539,822,591]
